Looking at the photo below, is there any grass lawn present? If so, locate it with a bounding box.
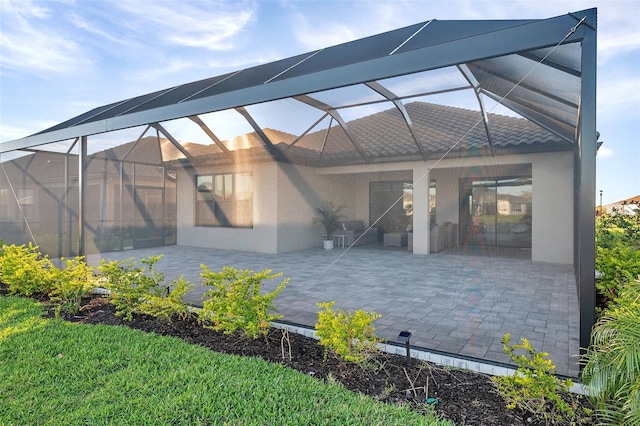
[0,296,451,425]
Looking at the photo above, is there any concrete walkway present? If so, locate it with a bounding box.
[87,244,580,377]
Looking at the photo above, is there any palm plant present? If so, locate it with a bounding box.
[581,277,640,425]
[312,202,346,240]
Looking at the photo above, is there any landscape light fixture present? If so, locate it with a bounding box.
[398,330,412,366]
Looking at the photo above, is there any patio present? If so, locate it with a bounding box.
[86,244,580,377]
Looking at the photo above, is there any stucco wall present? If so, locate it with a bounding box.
[427,152,574,264]
[318,167,413,226]
[176,162,279,253]
[276,163,338,252]
[530,152,574,264]
[176,151,574,263]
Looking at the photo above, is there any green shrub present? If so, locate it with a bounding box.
[0,243,56,296]
[596,212,640,308]
[315,301,384,363]
[199,266,288,339]
[93,230,121,252]
[49,256,96,316]
[98,255,166,320]
[138,277,195,323]
[581,278,640,426]
[597,211,640,250]
[596,245,640,305]
[493,334,579,425]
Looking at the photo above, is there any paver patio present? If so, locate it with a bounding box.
[87,244,580,377]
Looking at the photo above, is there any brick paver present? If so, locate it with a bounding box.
[87,244,580,376]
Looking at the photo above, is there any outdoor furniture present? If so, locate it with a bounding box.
[430,224,445,252]
[442,222,458,249]
[334,220,378,246]
[321,233,348,248]
[333,234,347,248]
[384,232,407,247]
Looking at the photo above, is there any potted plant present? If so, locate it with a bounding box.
[313,202,346,250]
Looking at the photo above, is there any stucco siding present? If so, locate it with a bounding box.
[176,162,279,253]
[531,152,573,264]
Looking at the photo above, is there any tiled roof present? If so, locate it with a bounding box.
[189,101,570,167]
[71,101,570,169]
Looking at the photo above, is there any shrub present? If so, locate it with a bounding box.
[596,211,640,250]
[0,243,56,296]
[49,256,96,316]
[98,255,166,320]
[493,334,578,425]
[138,277,195,323]
[93,230,121,253]
[315,301,384,363]
[596,212,640,308]
[581,278,640,425]
[596,245,640,305]
[199,266,288,339]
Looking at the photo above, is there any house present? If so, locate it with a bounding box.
[603,195,640,215]
[0,9,598,354]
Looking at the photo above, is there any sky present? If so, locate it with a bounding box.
[0,0,638,205]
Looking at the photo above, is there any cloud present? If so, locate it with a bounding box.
[113,0,258,51]
[597,145,614,158]
[598,27,640,63]
[0,0,90,75]
[286,1,419,51]
[598,75,640,118]
[68,12,135,48]
[0,119,61,143]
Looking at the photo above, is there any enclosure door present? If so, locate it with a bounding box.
[133,186,164,249]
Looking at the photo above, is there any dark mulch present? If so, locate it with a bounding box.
[32,294,593,426]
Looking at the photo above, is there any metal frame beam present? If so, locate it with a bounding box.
[288,112,330,149]
[188,115,230,152]
[576,15,597,359]
[295,95,369,162]
[457,64,495,156]
[1,10,593,153]
[365,81,428,160]
[469,62,579,109]
[150,123,195,163]
[234,107,275,149]
[517,51,581,77]
[480,90,575,143]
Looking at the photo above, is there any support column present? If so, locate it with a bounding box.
[412,165,430,255]
[78,136,87,256]
[577,18,597,356]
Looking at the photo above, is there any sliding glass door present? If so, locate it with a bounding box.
[460,177,532,248]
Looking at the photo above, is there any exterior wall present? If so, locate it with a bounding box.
[176,162,279,253]
[427,152,574,264]
[275,163,337,252]
[531,152,573,264]
[176,151,573,263]
[318,167,413,226]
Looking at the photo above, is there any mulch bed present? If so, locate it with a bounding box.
[33,294,593,426]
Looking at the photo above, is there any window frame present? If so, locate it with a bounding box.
[195,172,253,228]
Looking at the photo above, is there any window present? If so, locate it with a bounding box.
[195,173,252,228]
[460,176,532,248]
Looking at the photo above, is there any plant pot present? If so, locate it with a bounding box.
[323,239,334,250]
